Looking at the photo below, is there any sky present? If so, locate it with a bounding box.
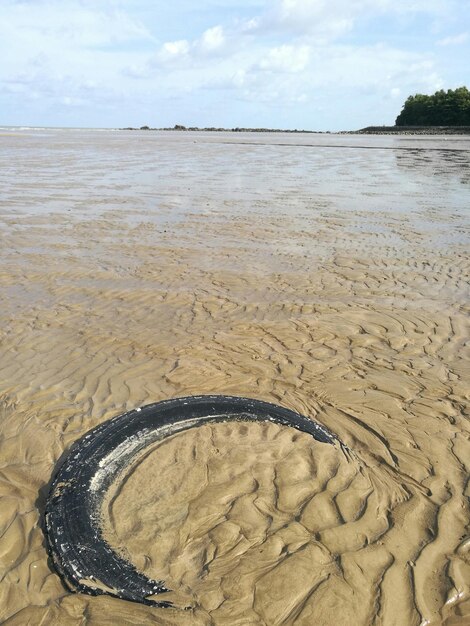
[1,0,469,130]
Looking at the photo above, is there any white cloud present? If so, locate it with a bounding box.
[241,17,261,32]
[0,1,153,95]
[162,40,191,56]
[259,45,310,73]
[437,32,469,46]
[277,0,353,35]
[305,44,442,94]
[142,24,229,72]
[155,39,191,64]
[255,0,455,40]
[0,1,152,49]
[198,39,441,123]
[200,25,225,52]
[1,0,466,128]
[61,95,88,107]
[263,0,355,40]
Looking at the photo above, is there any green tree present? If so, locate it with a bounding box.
[395,87,470,126]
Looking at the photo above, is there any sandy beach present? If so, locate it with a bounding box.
[0,129,469,625]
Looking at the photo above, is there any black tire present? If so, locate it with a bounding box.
[44,395,335,606]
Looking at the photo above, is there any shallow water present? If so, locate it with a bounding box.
[0,130,469,625]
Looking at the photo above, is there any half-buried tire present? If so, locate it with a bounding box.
[44,395,336,607]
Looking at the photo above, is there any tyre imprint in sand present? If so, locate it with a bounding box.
[44,396,336,607]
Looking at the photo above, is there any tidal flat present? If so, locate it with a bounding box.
[0,129,469,625]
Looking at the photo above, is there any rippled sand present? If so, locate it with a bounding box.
[0,130,469,625]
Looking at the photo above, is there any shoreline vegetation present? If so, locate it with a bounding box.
[121,124,470,135]
[352,125,470,135]
[122,125,321,133]
[395,87,470,126]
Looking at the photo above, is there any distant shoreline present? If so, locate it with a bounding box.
[350,125,470,135]
[121,124,470,135]
[2,125,469,136]
[121,125,320,134]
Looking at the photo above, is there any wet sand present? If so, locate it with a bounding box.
[0,130,469,625]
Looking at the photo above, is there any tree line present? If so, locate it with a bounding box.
[396,86,470,126]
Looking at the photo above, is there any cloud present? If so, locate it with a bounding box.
[136,24,229,73]
[258,45,310,73]
[0,0,153,88]
[437,32,469,46]
[199,39,441,122]
[1,0,466,128]
[155,39,191,65]
[61,95,89,107]
[275,0,356,37]
[255,0,454,40]
[200,26,225,53]
[0,0,154,114]
[119,0,448,128]
[1,0,152,49]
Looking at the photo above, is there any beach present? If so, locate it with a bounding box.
[0,129,469,625]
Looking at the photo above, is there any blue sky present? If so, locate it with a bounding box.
[1,0,469,130]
